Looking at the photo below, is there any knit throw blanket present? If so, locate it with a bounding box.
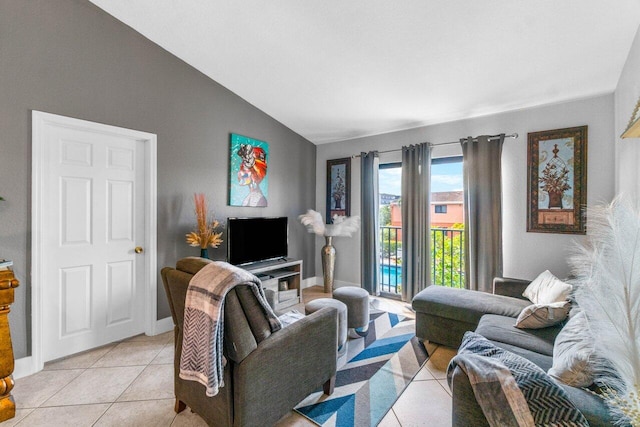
[179,261,282,397]
[447,332,588,427]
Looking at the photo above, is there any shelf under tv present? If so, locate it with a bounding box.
[242,259,303,311]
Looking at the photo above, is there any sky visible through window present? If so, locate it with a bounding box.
[379,160,463,196]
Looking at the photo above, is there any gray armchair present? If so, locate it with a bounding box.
[161,257,337,427]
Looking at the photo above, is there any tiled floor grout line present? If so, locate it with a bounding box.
[88,402,115,427]
[389,407,402,426]
[36,365,91,410]
[14,363,93,425]
[88,358,152,426]
[98,342,173,425]
[89,340,169,427]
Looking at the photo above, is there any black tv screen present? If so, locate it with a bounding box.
[227,217,288,265]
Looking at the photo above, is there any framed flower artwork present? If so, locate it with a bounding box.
[527,126,587,234]
[326,158,350,224]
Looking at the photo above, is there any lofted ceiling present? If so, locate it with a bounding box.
[88,1,640,144]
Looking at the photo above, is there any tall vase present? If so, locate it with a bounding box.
[200,248,209,259]
[321,236,336,293]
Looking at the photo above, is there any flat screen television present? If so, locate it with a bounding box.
[227,217,288,265]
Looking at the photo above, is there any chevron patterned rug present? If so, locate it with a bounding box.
[294,309,428,427]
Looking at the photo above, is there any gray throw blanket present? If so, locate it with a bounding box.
[179,261,282,397]
[447,331,588,427]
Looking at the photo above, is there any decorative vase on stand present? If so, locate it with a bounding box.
[200,248,209,259]
[321,236,336,293]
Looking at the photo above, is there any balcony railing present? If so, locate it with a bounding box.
[379,226,465,294]
[380,226,402,294]
[431,227,465,289]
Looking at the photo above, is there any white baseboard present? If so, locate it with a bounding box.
[153,317,174,335]
[14,318,174,380]
[301,277,318,289]
[14,356,35,379]
[306,276,361,289]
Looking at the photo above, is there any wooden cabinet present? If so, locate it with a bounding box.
[243,259,302,311]
[0,268,19,422]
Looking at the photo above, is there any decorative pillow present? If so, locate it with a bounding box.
[523,270,572,304]
[548,311,595,387]
[515,301,571,329]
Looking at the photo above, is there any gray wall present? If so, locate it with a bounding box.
[0,0,316,359]
[316,94,615,287]
[615,25,640,195]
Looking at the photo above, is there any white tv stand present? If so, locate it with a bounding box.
[242,258,303,311]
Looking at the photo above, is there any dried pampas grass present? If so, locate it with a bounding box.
[186,193,223,249]
[571,195,640,425]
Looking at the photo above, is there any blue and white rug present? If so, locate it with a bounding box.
[294,309,428,427]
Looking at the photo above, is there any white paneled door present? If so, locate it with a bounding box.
[33,112,156,363]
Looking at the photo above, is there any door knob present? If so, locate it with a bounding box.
[134,246,144,254]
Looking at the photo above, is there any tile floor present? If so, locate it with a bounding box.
[9,287,456,426]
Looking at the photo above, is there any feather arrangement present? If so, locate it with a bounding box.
[298,210,326,236]
[570,195,640,425]
[185,193,223,249]
[298,210,360,237]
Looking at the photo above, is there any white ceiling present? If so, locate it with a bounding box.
[88,1,640,144]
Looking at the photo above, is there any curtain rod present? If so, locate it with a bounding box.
[351,133,518,158]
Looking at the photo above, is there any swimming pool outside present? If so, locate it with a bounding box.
[380,264,402,293]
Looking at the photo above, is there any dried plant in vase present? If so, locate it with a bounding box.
[185,193,223,259]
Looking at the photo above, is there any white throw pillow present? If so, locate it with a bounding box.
[523,270,572,304]
[548,311,595,387]
[515,301,571,329]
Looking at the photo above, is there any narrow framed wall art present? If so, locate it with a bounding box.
[527,126,587,234]
[326,158,350,223]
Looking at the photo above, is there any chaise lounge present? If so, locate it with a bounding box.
[412,277,615,426]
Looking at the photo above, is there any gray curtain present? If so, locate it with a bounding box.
[461,134,505,293]
[361,151,379,295]
[401,143,432,301]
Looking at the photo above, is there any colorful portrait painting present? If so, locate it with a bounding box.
[229,133,269,207]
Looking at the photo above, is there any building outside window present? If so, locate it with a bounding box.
[378,157,464,295]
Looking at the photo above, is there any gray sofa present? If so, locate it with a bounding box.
[162,257,338,427]
[412,278,614,426]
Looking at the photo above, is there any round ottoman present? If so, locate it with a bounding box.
[333,287,370,338]
[305,298,348,356]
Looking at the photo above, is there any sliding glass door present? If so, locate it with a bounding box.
[378,164,402,295]
[377,156,464,295]
[430,157,465,288]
